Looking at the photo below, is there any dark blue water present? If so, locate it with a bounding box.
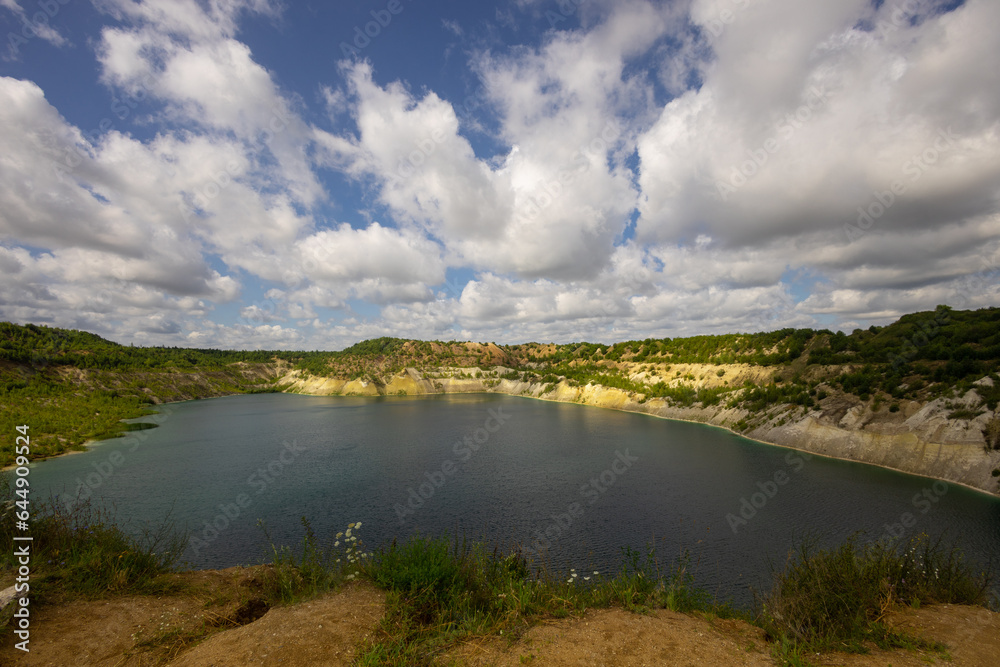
[16,393,1000,606]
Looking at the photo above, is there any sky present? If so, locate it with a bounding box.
[0,0,998,350]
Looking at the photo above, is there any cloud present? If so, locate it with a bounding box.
[323,2,664,281]
[0,78,232,297]
[97,0,323,208]
[2,0,999,348]
[1,0,69,57]
[637,0,1000,249]
[296,222,446,302]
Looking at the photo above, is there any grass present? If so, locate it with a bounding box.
[349,535,743,664]
[256,516,371,604]
[1,485,995,666]
[0,483,186,605]
[757,533,993,662]
[243,518,743,664]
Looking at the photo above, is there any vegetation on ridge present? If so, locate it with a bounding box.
[1,480,993,666]
[3,305,1000,469]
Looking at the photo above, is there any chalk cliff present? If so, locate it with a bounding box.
[279,366,1000,495]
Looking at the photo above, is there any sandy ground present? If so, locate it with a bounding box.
[1,568,998,667]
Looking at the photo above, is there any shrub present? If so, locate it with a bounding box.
[0,478,185,602]
[352,534,731,662]
[757,534,991,652]
[983,418,1000,451]
[258,517,370,604]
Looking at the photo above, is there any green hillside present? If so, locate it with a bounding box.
[3,305,1000,467]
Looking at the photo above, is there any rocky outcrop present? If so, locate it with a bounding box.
[279,367,1000,496]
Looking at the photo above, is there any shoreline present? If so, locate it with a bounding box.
[7,385,998,499]
[1,439,101,473]
[1,393,228,473]
[490,389,1000,500]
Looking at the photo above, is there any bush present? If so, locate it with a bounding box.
[757,534,991,652]
[0,478,185,602]
[368,536,465,623]
[258,517,370,604]
[983,418,1000,452]
[352,535,730,663]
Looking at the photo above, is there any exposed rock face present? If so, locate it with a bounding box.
[279,368,1000,495]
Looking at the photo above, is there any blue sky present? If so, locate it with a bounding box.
[1,0,998,350]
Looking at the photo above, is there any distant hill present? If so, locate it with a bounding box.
[2,306,1000,492]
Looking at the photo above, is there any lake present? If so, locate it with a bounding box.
[18,392,1000,607]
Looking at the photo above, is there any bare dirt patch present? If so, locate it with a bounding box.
[0,566,383,667]
[436,607,773,666]
[437,604,1000,667]
[2,574,998,667]
[166,584,384,667]
[884,603,1000,667]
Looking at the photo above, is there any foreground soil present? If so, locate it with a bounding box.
[1,568,998,666]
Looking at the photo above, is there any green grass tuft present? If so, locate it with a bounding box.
[0,476,186,606]
[756,533,992,656]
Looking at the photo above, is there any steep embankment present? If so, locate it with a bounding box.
[0,360,291,464]
[3,312,999,492]
[3,570,999,666]
[280,363,1000,495]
